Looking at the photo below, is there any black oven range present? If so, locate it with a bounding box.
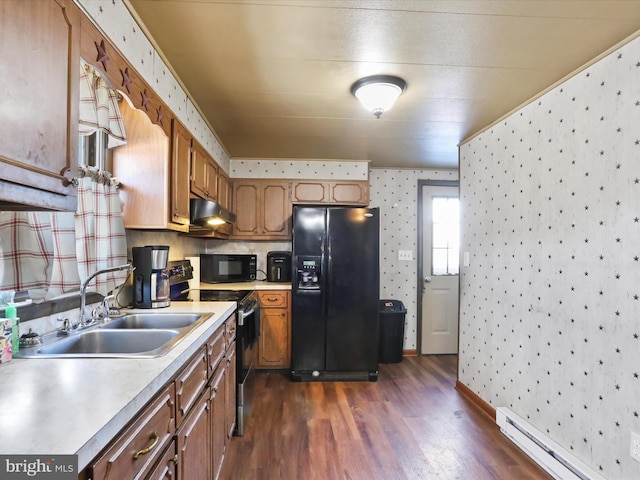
[168,260,259,436]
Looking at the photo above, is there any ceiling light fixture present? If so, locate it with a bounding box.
[350,75,407,119]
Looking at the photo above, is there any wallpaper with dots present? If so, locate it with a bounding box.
[369,168,459,350]
[78,0,231,172]
[459,34,640,479]
[231,159,369,179]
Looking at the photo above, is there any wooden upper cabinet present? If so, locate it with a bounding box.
[231,179,292,239]
[292,180,369,206]
[191,140,218,202]
[170,119,191,228]
[232,183,259,236]
[217,169,231,209]
[0,0,80,211]
[112,97,188,232]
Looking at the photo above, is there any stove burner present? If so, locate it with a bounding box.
[199,290,252,302]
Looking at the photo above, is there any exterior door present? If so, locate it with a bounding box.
[421,185,459,354]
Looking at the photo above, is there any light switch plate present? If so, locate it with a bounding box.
[463,251,470,267]
[631,431,640,463]
[398,250,413,261]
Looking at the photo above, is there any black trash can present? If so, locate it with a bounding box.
[378,299,407,363]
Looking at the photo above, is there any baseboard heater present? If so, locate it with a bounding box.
[496,407,605,480]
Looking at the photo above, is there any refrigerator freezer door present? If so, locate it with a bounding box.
[292,207,326,372]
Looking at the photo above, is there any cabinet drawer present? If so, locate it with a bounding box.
[91,383,176,480]
[145,440,177,480]
[207,326,225,378]
[175,346,208,426]
[258,290,289,307]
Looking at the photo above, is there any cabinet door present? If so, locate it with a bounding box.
[291,180,369,206]
[225,343,237,443]
[170,119,191,227]
[0,0,79,210]
[262,182,292,237]
[329,181,369,205]
[257,291,291,368]
[176,390,210,480]
[258,308,291,368]
[217,170,231,209]
[190,142,209,200]
[113,95,173,230]
[231,182,260,237]
[191,141,218,202]
[210,366,226,480]
[292,181,328,203]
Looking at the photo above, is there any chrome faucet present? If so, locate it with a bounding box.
[79,264,134,328]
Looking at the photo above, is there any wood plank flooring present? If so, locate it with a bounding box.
[220,356,552,480]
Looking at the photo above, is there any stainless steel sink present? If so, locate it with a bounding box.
[35,329,179,357]
[101,313,206,330]
[17,312,212,358]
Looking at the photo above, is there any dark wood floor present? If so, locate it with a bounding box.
[220,356,552,480]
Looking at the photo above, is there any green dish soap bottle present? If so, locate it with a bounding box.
[5,303,19,355]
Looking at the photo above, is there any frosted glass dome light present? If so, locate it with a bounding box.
[351,75,407,118]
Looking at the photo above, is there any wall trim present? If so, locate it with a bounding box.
[455,380,496,421]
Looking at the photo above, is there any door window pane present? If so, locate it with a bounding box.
[432,196,459,275]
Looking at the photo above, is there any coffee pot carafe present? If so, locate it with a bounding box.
[132,245,170,308]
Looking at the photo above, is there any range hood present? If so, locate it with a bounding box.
[190,198,236,229]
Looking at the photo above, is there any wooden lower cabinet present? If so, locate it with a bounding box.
[256,291,291,369]
[145,441,178,480]
[176,389,210,480]
[175,346,208,426]
[210,364,226,480]
[84,313,237,480]
[224,344,237,442]
[90,384,176,480]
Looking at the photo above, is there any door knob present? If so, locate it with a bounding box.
[424,276,432,283]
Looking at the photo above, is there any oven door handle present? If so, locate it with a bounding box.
[241,300,258,319]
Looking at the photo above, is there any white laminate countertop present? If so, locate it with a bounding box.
[0,302,237,472]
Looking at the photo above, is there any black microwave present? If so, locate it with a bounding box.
[200,254,257,283]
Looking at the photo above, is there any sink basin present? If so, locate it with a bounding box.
[17,312,213,358]
[33,329,180,358]
[101,313,206,330]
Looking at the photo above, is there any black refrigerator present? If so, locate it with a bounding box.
[291,206,380,382]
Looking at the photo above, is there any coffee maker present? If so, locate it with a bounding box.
[132,245,170,308]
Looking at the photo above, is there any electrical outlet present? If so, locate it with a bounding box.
[630,431,640,463]
[398,250,413,261]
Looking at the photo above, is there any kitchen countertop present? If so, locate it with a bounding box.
[197,280,291,291]
[0,301,237,472]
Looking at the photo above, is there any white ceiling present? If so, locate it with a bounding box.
[127,0,640,169]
